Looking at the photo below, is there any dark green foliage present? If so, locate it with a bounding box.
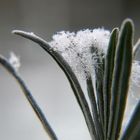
[103,28,119,139]
[107,19,133,140]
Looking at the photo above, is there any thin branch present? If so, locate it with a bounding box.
[0,55,58,140]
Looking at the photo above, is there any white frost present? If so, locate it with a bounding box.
[49,28,140,101]
[49,29,110,79]
[9,52,21,71]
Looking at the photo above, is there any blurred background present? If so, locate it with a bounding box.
[0,0,140,140]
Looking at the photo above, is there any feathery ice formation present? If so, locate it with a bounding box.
[49,29,110,79]
[49,28,140,99]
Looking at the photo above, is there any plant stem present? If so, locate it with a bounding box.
[0,55,58,140]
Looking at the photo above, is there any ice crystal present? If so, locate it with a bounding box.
[49,29,140,98]
[9,52,20,71]
[49,29,110,79]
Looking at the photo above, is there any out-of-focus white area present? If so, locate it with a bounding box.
[0,0,140,140]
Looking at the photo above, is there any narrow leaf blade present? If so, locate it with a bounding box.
[103,28,119,139]
[0,55,58,140]
[108,19,133,140]
[86,76,103,140]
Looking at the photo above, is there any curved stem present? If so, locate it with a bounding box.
[0,55,58,140]
[12,30,97,140]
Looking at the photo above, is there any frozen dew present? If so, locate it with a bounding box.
[49,29,110,79]
[9,52,21,72]
[49,29,140,97]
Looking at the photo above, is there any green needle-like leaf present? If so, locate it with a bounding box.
[94,55,104,132]
[12,30,97,140]
[108,19,133,140]
[0,55,58,140]
[121,101,140,140]
[103,28,119,139]
[86,76,103,140]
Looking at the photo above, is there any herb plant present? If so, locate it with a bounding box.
[0,19,140,140]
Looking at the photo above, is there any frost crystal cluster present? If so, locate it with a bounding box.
[49,29,110,79]
[49,28,140,99]
[9,52,20,71]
